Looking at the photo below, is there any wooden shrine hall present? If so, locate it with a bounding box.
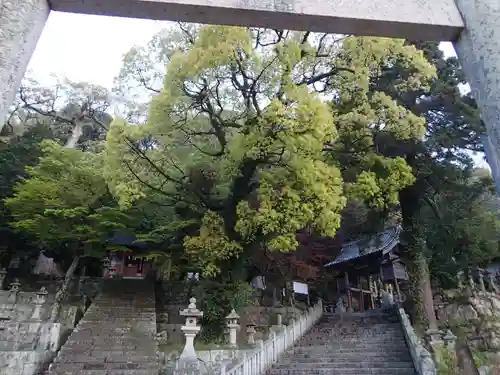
[324,226,408,312]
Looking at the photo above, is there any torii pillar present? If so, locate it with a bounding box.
[1,0,500,182]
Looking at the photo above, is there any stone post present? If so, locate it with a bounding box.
[8,279,21,304]
[488,273,499,293]
[335,298,346,313]
[179,297,203,360]
[477,269,487,292]
[453,0,500,193]
[426,327,445,364]
[101,257,111,278]
[0,0,50,129]
[468,273,475,292]
[0,268,6,290]
[78,265,86,295]
[226,309,240,347]
[50,289,63,322]
[31,287,48,320]
[246,320,257,345]
[276,312,283,326]
[457,270,464,289]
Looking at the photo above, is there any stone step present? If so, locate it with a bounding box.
[289,345,411,353]
[50,362,159,370]
[48,279,158,375]
[284,346,410,360]
[266,368,415,375]
[279,353,413,362]
[299,334,406,340]
[50,370,156,375]
[296,339,408,345]
[56,353,157,362]
[273,361,414,369]
[57,348,156,356]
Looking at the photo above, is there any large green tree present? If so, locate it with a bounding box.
[333,41,484,327]
[424,167,500,288]
[0,123,54,267]
[107,26,435,282]
[5,140,126,286]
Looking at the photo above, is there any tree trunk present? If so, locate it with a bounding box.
[65,121,83,148]
[56,255,80,303]
[399,183,437,330]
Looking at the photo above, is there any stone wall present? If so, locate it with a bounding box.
[0,281,92,375]
[434,289,500,374]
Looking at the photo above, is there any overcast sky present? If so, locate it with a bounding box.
[26,11,488,168]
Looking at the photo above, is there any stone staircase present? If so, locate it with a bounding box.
[267,309,416,375]
[47,279,159,375]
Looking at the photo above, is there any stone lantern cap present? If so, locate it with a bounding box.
[226,308,239,320]
[10,279,20,291]
[101,257,111,266]
[35,287,48,304]
[443,329,457,342]
[246,322,256,333]
[246,318,257,328]
[180,297,204,319]
[226,308,240,326]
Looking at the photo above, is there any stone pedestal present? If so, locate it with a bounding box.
[31,287,48,320]
[0,0,50,126]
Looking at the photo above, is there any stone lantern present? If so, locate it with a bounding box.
[0,268,6,290]
[101,257,111,278]
[226,309,240,347]
[246,319,257,345]
[443,329,457,349]
[31,287,48,320]
[8,279,21,304]
[179,297,204,360]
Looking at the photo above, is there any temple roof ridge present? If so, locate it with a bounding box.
[324,225,402,267]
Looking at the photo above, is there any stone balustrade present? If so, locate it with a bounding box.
[457,268,499,294]
[396,307,437,375]
[220,300,323,375]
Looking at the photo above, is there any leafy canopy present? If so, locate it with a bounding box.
[106,26,437,277]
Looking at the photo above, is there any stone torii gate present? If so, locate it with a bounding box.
[0,0,499,173]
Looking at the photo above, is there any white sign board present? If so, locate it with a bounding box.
[292,281,309,295]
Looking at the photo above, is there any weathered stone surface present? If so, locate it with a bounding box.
[435,290,500,351]
[0,0,49,126]
[266,309,416,375]
[454,0,500,195]
[48,279,159,375]
[47,0,463,41]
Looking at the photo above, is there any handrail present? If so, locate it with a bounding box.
[220,300,323,375]
[396,307,437,375]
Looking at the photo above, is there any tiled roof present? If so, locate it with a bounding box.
[108,232,147,248]
[324,226,402,267]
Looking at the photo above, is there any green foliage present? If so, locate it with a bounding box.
[424,170,500,288]
[107,27,437,278]
[436,346,460,375]
[472,349,491,369]
[5,140,119,258]
[193,279,255,343]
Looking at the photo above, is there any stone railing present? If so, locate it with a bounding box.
[396,307,437,375]
[220,299,323,375]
